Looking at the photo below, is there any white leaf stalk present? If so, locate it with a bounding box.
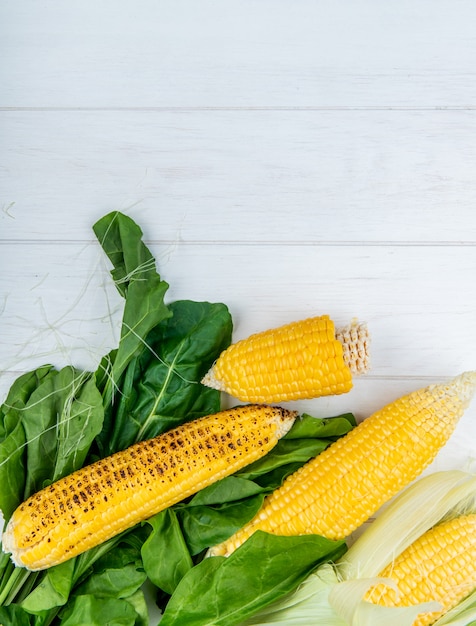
[241,470,476,626]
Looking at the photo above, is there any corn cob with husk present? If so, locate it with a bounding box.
[1,404,297,571]
[364,513,476,626]
[201,315,370,403]
[209,371,476,557]
[243,470,476,626]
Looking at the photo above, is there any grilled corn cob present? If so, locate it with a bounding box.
[2,405,297,571]
[209,372,476,557]
[201,316,370,403]
[366,513,476,626]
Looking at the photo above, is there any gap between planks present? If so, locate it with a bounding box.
[1,106,476,112]
[0,240,475,247]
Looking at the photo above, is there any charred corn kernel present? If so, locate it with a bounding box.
[201,315,370,403]
[209,372,476,557]
[2,405,297,571]
[366,513,476,626]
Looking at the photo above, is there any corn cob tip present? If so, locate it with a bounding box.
[269,406,299,438]
[335,319,370,375]
[1,524,22,568]
[439,370,476,408]
[201,366,226,392]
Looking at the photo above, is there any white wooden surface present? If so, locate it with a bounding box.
[1,1,476,622]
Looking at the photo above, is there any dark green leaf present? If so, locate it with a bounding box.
[21,367,103,496]
[0,418,26,520]
[128,300,232,442]
[177,495,265,555]
[74,548,146,599]
[0,366,53,517]
[52,370,104,480]
[141,510,193,595]
[92,211,158,301]
[92,211,172,413]
[0,603,33,625]
[189,476,265,506]
[99,300,232,454]
[21,560,75,614]
[236,437,331,481]
[20,368,59,495]
[160,531,347,626]
[0,366,53,437]
[60,593,144,626]
[285,413,357,438]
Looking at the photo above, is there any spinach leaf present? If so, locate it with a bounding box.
[59,593,145,626]
[0,604,33,625]
[177,495,266,556]
[285,412,357,438]
[188,476,266,506]
[160,531,347,626]
[0,366,52,519]
[98,299,232,455]
[73,547,146,600]
[21,367,103,496]
[21,560,76,614]
[127,300,232,441]
[141,510,193,595]
[0,418,27,521]
[92,211,172,412]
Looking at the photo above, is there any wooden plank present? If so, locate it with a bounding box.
[1,0,476,108]
[1,110,476,242]
[1,241,474,380]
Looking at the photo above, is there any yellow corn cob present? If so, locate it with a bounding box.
[1,405,297,571]
[366,513,476,626]
[201,316,370,403]
[208,372,476,557]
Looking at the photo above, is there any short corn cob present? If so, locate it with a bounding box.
[366,513,476,626]
[2,405,297,571]
[208,372,476,557]
[201,315,370,403]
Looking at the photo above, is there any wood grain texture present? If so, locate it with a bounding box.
[1,1,476,622]
[1,0,476,108]
[1,110,476,242]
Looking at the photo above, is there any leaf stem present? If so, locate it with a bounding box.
[0,566,31,606]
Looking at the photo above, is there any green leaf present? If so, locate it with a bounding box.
[74,548,146,600]
[99,300,232,454]
[129,300,232,442]
[52,369,104,480]
[141,510,193,595]
[0,603,33,625]
[0,366,53,518]
[92,211,172,412]
[0,366,53,437]
[21,367,103,496]
[285,413,357,438]
[189,476,265,506]
[21,560,75,614]
[160,531,347,626]
[122,589,150,626]
[236,438,331,482]
[177,495,266,555]
[59,593,143,626]
[0,418,26,520]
